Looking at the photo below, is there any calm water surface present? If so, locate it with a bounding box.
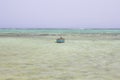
[0,28,120,34]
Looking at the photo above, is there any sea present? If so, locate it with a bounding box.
[0,28,120,34]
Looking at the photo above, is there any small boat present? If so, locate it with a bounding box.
[56,37,65,43]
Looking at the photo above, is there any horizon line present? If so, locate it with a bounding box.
[0,27,120,30]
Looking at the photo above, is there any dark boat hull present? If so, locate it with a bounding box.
[56,39,65,43]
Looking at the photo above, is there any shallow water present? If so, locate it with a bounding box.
[0,36,120,80]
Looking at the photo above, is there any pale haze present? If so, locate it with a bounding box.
[0,0,120,28]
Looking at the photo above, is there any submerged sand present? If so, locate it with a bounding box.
[0,33,120,80]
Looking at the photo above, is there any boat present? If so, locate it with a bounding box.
[56,37,65,43]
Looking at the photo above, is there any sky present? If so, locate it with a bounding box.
[0,0,120,28]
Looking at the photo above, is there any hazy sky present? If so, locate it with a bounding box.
[0,0,120,28]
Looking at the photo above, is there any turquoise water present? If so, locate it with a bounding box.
[0,29,120,34]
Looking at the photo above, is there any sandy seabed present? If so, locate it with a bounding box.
[0,33,120,80]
